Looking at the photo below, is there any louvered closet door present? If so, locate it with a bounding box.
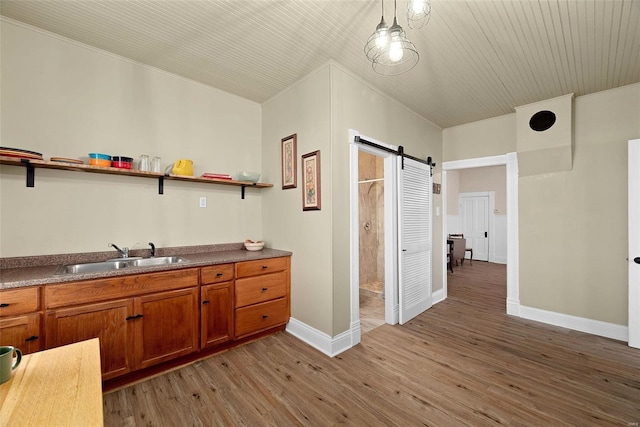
[398,156,432,324]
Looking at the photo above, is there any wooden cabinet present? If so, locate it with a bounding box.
[0,287,42,354]
[200,264,234,349]
[44,268,199,379]
[137,288,199,369]
[45,299,134,380]
[5,255,290,384]
[234,257,290,338]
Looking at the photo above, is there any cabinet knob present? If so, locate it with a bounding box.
[262,315,269,319]
[25,335,38,342]
[0,303,10,308]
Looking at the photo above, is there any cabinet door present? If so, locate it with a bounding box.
[136,288,199,370]
[201,282,233,349]
[0,313,41,354]
[45,299,134,380]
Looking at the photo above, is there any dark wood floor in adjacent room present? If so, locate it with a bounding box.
[103,262,640,426]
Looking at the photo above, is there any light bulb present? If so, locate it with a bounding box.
[389,40,403,62]
[375,28,389,49]
[412,0,426,14]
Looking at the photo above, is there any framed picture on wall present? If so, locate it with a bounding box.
[302,150,321,211]
[281,134,297,189]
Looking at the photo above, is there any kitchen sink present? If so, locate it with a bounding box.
[56,256,190,275]
[131,256,189,267]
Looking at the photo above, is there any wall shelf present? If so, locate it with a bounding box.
[0,156,272,199]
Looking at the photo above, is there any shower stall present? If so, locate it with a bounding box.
[358,151,385,299]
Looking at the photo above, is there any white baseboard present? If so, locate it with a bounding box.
[432,288,446,305]
[491,255,507,264]
[517,305,628,342]
[285,317,357,357]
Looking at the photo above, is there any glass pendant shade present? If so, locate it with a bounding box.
[406,0,431,29]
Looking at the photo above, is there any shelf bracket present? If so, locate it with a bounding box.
[158,176,164,195]
[21,159,35,187]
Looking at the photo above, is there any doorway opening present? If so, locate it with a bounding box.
[442,154,519,315]
[358,150,386,334]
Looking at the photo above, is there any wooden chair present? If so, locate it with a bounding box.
[450,237,467,267]
[448,234,473,265]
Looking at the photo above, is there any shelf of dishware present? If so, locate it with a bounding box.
[0,156,272,198]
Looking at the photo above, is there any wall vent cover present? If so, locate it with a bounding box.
[529,110,556,132]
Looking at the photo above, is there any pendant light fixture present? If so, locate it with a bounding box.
[406,0,432,29]
[368,0,419,76]
[364,0,389,62]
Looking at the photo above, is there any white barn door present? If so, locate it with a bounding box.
[398,156,432,324]
[629,139,640,348]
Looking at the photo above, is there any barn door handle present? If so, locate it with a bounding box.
[635,257,640,264]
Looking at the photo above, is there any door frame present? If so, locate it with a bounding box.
[442,153,520,315]
[458,191,494,262]
[349,130,399,346]
[629,139,640,348]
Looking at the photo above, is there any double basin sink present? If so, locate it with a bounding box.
[57,256,189,275]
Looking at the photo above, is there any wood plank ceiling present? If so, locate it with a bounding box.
[1,0,639,128]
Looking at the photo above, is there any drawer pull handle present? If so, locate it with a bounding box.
[216,273,224,277]
[25,335,38,342]
[202,300,210,304]
[262,265,268,269]
[0,303,10,308]
[262,315,269,319]
[262,287,268,292]
[126,314,144,321]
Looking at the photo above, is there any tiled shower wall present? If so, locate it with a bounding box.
[358,151,384,293]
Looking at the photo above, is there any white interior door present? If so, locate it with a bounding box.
[629,139,640,348]
[398,157,432,324]
[460,194,489,261]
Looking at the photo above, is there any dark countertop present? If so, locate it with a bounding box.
[0,244,292,290]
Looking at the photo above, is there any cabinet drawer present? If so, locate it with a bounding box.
[45,268,199,309]
[0,287,40,317]
[235,297,289,338]
[235,271,287,308]
[236,257,288,279]
[201,264,234,284]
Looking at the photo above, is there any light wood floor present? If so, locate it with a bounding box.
[103,262,640,426]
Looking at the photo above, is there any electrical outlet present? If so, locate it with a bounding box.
[199,197,207,208]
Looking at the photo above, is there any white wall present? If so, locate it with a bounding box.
[0,20,263,257]
[443,83,640,326]
[261,65,333,335]
[330,64,443,331]
[261,62,442,337]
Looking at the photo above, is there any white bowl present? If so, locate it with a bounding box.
[234,171,261,182]
[244,242,265,251]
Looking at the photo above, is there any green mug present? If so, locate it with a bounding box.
[0,346,22,384]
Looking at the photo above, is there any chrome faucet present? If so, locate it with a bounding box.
[148,242,156,257]
[109,243,129,258]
